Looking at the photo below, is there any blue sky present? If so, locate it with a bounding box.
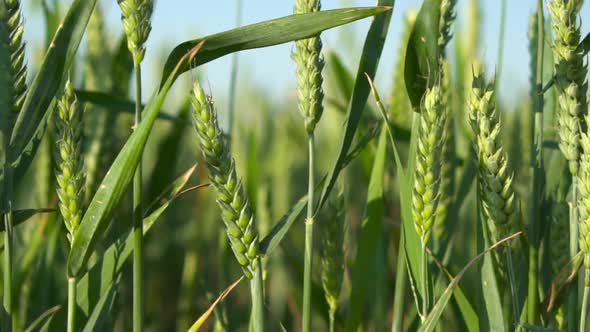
[21,1,590,108]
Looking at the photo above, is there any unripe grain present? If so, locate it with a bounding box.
[191,82,260,279]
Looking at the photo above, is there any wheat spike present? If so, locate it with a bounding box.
[118,0,153,63]
[548,0,587,175]
[190,82,260,279]
[292,0,324,134]
[55,80,86,243]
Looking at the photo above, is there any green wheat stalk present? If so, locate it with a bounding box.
[292,0,325,330]
[118,1,153,330]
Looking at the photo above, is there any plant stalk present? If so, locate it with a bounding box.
[250,256,265,332]
[570,177,579,332]
[302,133,315,332]
[67,277,77,332]
[329,308,336,332]
[527,0,544,325]
[421,240,429,320]
[133,59,144,332]
[3,203,13,332]
[3,163,14,331]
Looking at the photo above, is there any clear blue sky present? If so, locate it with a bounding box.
[21,1,590,108]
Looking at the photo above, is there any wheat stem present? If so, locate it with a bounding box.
[132,61,144,332]
[303,133,315,332]
[527,0,545,325]
[118,1,153,329]
[3,197,13,331]
[67,277,76,332]
[570,177,580,332]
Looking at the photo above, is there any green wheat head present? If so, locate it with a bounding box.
[55,81,86,243]
[0,0,27,141]
[292,0,324,134]
[320,189,345,319]
[438,0,457,55]
[434,61,454,243]
[412,85,445,246]
[118,0,153,63]
[468,64,516,284]
[548,0,588,175]
[191,82,260,280]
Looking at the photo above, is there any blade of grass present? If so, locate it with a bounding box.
[367,73,422,314]
[528,0,545,325]
[188,276,244,332]
[160,6,391,89]
[9,0,97,162]
[404,0,441,111]
[345,127,387,332]
[75,90,182,123]
[78,171,203,316]
[23,306,61,332]
[41,167,202,331]
[315,0,394,214]
[418,232,523,332]
[66,44,202,278]
[0,209,55,232]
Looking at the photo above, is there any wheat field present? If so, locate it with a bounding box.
[1,0,590,331]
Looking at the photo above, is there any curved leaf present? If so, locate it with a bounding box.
[67,44,202,278]
[75,90,183,124]
[418,232,522,332]
[160,6,391,88]
[259,196,307,256]
[9,0,97,162]
[345,127,387,332]
[187,277,244,332]
[404,0,441,111]
[315,0,394,214]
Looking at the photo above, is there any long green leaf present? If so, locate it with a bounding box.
[81,284,117,332]
[24,306,61,332]
[367,75,423,313]
[39,167,200,331]
[9,0,97,162]
[160,6,391,89]
[259,196,307,256]
[315,0,394,214]
[187,277,244,332]
[67,45,202,278]
[418,232,522,332]
[404,0,441,111]
[478,209,506,331]
[75,90,182,124]
[77,165,200,314]
[345,127,387,332]
[0,209,54,232]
